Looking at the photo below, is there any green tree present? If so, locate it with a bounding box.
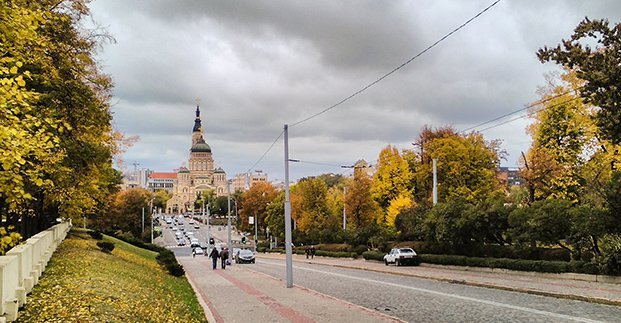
[1,1,117,239]
[345,167,379,230]
[414,130,503,204]
[523,70,595,202]
[508,199,573,250]
[538,18,621,144]
[371,145,412,223]
[295,177,338,243]
[238,182,277,234]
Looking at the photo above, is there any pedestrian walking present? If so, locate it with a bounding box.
[310,246,316,259]
[221,248,229,269]
[305,247,310,259]
[209,247,219,270]
[192,248,196,258]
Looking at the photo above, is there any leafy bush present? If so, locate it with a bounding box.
[393,241,570,261]
[599,234,621,275]
[0,226,22,255]
[102,230,183,276]
[87,230,103,240]
[156,249,185,277]
[362,251,384,261]
[315,250,357,258]
[350,245,368,255]
[97,241,115,253]
[418,254,601,275]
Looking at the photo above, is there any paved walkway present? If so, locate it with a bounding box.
[178,256,403,323]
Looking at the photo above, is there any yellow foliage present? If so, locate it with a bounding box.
[384,194,414,227]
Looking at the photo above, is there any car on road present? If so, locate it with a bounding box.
[194,224,200,229]
[235,249,255,264]
[383,248,420,266]
[193,247,204,256]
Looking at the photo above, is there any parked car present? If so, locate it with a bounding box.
[383,248,420,266]
[235,249,255,264]
[177,239,186,246]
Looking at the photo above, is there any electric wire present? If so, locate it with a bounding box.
[476,96,581,133]
[245,129,285,174]
[290,0,502,128]
[459,86,585,133]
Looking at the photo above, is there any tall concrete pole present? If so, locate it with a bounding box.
[284,124,293,288]
[227,180,232,263]
[142,207,145,235]
[206,203,211,252]
[342,187,347,230]
[433,158,438,205]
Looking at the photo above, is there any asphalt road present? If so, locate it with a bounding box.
[251,258,621,323]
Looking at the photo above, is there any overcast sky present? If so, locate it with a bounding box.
[88,0,621,182]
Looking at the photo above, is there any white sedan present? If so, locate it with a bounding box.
[383,248,420,266]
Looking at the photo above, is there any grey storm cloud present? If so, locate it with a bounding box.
[89,0,621,178]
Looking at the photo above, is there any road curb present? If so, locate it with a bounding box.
[257,254,621,307]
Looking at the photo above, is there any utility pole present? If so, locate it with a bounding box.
[342,187,347,230]
[142,207,145,235]
[227,180,232,264]
[205,201,211,252]
[433,158,438,205]
[150,198,154,243]
[283,124,293,288]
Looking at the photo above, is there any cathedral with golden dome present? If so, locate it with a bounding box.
[165,106,228,213]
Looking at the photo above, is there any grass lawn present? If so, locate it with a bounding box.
[17,228,206,322]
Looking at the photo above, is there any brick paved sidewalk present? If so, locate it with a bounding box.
[178,256,403,323]
[257,253,621,306]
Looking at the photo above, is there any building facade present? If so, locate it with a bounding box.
[232,171,269,192]
[166,106,228,213]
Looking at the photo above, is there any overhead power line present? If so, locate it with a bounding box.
[290,0,502,127]
[476,96,581,133]
[245,130,285,174]
[459,86,585,133]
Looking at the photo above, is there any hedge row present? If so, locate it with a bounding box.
[393,241,572,262]
[96,230,184,276]
[259,247,357,259]
[361,251,601,275]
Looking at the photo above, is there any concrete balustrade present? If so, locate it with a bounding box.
[0,221,71,322]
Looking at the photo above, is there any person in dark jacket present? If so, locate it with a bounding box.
[209,247,219,270]
[221,248,229,269]
[310,246,316,259]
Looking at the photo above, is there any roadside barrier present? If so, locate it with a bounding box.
[0,220,72,322]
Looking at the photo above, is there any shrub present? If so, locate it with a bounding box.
[97,241,115,253]
[87,230,103,240]
[362,251,384,261]
[418,254,604,275]
[156,249,185,276]
[315,250,357,258]
[0,226,22,255]
[600,234,621,275]
[350,245,369,255]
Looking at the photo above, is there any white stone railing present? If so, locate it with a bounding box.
[0,220,72,322]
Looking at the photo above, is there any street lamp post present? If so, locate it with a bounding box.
[205,202,211,253]
[227,180,232,264]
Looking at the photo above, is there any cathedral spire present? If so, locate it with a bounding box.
[193,105,202,133]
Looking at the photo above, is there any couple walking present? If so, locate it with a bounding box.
[209,247,229,270]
